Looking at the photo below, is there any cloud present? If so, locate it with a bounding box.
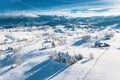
[1,8,120,18]
[1,0,120,17]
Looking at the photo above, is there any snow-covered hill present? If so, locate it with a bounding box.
[0,15,120,80]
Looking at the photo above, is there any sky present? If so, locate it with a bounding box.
[0,0,120,17]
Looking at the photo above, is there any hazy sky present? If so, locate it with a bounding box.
[0,0,120,17]
[0,0,98,11]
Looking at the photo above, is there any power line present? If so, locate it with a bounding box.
[82,38,116,80]
[82,48,109,80]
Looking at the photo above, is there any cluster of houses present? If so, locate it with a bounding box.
[40,38,65,50]
[49,51,83,65]
[94,41,110,47]
[0,47,14,53]
[48,34,112,65]
[40,41,55,50]
[94,32,113,48]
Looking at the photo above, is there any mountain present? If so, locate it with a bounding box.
[0,15,120,29]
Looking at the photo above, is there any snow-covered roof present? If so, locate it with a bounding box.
[62,54,71,59]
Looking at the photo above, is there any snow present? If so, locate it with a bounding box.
[0,24,120,80]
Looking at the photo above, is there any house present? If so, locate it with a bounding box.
[95,41,110,47]
[7,47,13,51]
[61,53,71,63]
[95,41,102,47]
[49,51,71,63]
[49,51,83,65]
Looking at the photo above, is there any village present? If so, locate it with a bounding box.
[0,0,120,79]
[0,23,119,80]
[0,26,115,70]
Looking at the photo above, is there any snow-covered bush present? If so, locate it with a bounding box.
[104,32,114,40]
[11,53,23,68]
[11,64,17,68]
[68,56,77,65]
[75,54,83,60]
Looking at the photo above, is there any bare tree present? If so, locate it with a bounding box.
[89,53,94,59]
[11,47,23,68]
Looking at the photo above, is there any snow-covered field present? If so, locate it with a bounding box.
[0,23,120,80]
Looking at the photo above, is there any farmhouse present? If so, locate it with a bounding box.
[95,41,110,47]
